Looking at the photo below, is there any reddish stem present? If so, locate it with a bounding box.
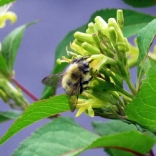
[11,77,39,101]
[148,150,155,156]
[105,146,149,156]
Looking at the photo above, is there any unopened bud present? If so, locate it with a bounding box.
[109,27,116,43]
[74,32,94,44]
[117,10,124,29]
[82,42,100,54]
[57,59,62,65]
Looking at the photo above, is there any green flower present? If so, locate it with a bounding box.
[57,9,135,118]
[0,3,17,28]
[0,78,28,109]
[76,91,113,117]
[87,54,117,71]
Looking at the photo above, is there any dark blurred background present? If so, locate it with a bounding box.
[0,0,156,155]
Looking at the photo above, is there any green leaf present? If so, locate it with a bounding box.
[0,94,70,145]
[125,58,156,131]
[80,131,155,156]
[122,11,154,38]
[12,117,99,156]
[0,110,22,123]
[92,120,137,136]
[137,19,156,67]
[0,0,15,6]
[0,54,8,75]
[41,9,154,98]
[1,21,37,74]
[122,0,156,8]
[92,120,155,156]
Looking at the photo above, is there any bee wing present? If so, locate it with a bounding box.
[68,82,81,112]
[42,73,63,87]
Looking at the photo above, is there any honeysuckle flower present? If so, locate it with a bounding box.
[76,91,117,117]
[87,54,117,71]
[57,57,71,64]
[0,3,17,28]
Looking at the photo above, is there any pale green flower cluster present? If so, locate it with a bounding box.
[58,10,135,118]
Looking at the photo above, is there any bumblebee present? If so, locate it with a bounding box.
[42,57,93,112]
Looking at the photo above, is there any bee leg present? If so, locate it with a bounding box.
[82,72,95,85]
[80,78,84,94]
[81,70,98,90]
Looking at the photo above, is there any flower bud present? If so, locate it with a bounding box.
[108,18,124,42]
[56,59,62,64]
[73,39,82,46]
[71,42,91,56]
[88,22,97,34]
[82,42,100,54]
[74,32,94,44]
[117,10,124,29]
[117,39,129,52]
[94,16,109,37]
[0,89,8,102]
[0,78,28,108]
[109,26,116,43]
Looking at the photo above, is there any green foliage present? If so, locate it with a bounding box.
[0,54,8,75]
[1,4,156,156]
[12,117,156,156]
[125,58,156,131]
[93,120,156,156]
[92,120,138,136]
[125,19,156,132]
[0,94,69,145]
[12,117,99,156]
[0,0,15,6]
[137,19,156,66]
[0,110,21,123]
[1,21,37,75]
[80,131,155,156]
[122,0,156,8]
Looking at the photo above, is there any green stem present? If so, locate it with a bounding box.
[136,68,143,92]
[121,93,132,103]
[114,85,133,99]
[109,91,125,108]
[125,77,137,96]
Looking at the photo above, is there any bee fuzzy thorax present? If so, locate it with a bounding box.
[62,58,91,96]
